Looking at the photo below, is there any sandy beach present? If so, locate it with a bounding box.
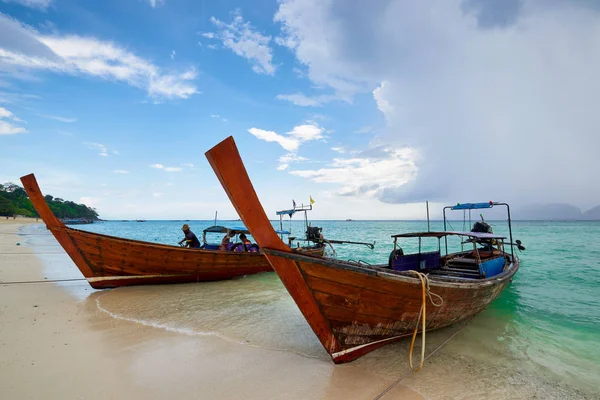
[0,220,593,400]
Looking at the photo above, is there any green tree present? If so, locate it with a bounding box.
[0,194,16,216]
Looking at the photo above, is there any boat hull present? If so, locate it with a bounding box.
[204,136,519,363]
[264,248,518,363]
[20,173,324,289]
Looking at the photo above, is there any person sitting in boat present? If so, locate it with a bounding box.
[240,233,251,246]
[220,230,236,251]
[235,233,259,252]
[179,224,201,248]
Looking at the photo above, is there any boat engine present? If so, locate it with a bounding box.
[306,226,323,241]
[471,220,493,234]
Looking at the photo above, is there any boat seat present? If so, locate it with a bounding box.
[390,251,440,271]
[449,257,478,265]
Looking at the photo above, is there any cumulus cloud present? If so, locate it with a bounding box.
[208,10,276,75]
[149,163,165,169]
[0,105,21,121]
[291,146,418,198]
[248,127,300,152]
[249,123,324,170]
[113,170,130,174]
[272,0,600,207]
[0,14,197,100]
[0,105,26,134]
[248,123,324,152]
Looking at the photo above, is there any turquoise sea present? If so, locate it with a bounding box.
[75,219,600,396]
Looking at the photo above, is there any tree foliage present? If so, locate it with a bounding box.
[0,182,99,220]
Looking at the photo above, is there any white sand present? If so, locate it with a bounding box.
[0,223,423,400]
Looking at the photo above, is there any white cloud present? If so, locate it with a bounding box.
[85,142,109,156]
[0,14,197,100]
[0,105,26,135]
[152,192,163,198]
[372,82,392,121]
[38,114,77,123]
[277,152,308,170]
[291,147,418,198]
[272,0,600,207]
[209,11,276,75]
[287,124,324,141]
[181,163,194,167]
[276,93,339,107]
[249,123,323,170]
[273,0,370,104]
[248,122,325,154]
[330,147,345,154]
[1,0,52,10]
[248,127,299,152]
[0,120,27,135]
[0,106,21,121]
[113,169,130,174]
[279,153,308,164]
[201,32,215,39]
[149,163,185,172]
[148,0,164,8]
[210,113,228,122]
[170,50,176,59]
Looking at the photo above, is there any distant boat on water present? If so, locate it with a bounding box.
[136,219,147,222]
[345,218,353,221]
[62,218,93,225]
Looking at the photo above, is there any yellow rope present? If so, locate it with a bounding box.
[407,270,443,372]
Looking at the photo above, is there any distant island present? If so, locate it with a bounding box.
[511,203,600,221]
[0,182,99,221]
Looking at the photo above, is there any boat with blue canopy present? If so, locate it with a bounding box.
[388,201,525,279]
[205,136,527,364]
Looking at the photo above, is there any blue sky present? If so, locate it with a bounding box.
[1,0,599,219]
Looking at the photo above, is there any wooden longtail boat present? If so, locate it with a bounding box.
[205,137,521,364]
[20,173,324,289]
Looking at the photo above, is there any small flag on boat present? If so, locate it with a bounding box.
[310,196,315,205]
[293,199,296,208]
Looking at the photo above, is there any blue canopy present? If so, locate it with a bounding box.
[276,208,296,216]
[451,202,493,210]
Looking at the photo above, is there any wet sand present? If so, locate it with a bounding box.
[0,222,594,399]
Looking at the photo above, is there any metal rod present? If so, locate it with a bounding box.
[426,201,430,232]
[214,211,217,226]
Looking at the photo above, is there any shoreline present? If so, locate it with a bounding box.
[0,222,424,400]
[0,222,595,399]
